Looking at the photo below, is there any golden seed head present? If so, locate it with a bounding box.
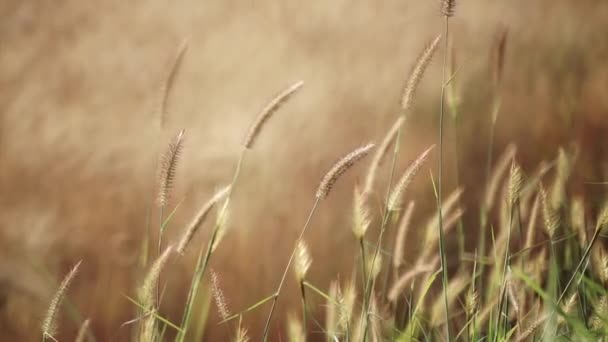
[42,261,82,339]
[364,116,405,195]
[388,145,435,211]
[401,35,442,111]
[508,161,523,206]
[539,184,559,237]
[441,0,456,17]
[352,186,372,239]
[316,143,375,199]
[294,240,312,282]
[157,129,185,207]
[177,185,231,254]
[211,270,231,321]
[243,80,304,149]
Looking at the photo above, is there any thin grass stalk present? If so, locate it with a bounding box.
[359,238,368,288]
[437,17,451,341]
[361,210,392,341]
[176,202,232,342]
[262,198,320,341]
[299,281,307,334]
[378,128,403,295]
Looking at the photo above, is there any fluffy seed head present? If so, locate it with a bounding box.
[441,0,456,17]
[42,261,82,339]
[138,246,173,310]
[484,144,517,210]
[387,145,435,211]
[591,295,608,330]
[571,197,587,246]
[326,281,340,339]
[316,143,375,199]
[596,201,608,231]
[524,191,541,250]
[367,254,383,281]
[466,290,478,317]
[157,129,185,207]
[539,184,559,238]
[243,80,304,148]
[211,200,230,252]
[506,269,520,315]
[352,186,372,239]
[401,36,442,111]
[211,270,231,321]
[550,148,571,208]
[176,185,231,254]
[363,116,405,195]
[508,161,523,206]
[294,240,312,282]
[393,201,416,269]
[287,314,305,342]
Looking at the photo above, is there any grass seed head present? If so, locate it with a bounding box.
[157,129,185,207]
[42,261,82,340]
[176,185,231,254]
[243,80,304,148]
[352,186,372,239]
[294,240,312,282]
[387,145,435,211]
[316,143,375,199]
[508,161,523,206]
[211,270,231,321]
[441,0,456,17]
[539,184,559,238]
[364,116,405,195]
[138,246,173,310]
[401,35,442,111]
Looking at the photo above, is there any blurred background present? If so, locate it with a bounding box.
[0,0,607,340]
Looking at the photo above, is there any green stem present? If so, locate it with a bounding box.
[176,150,247,342]
[262,198,321,341]
[438,16,451,341]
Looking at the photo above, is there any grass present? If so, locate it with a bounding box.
[32,3,608,342]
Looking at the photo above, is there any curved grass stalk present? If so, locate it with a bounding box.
[262,198,321,341]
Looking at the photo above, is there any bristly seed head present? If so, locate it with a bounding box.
[352,186,372,240]
[363,116,405,195]
[211,270,231,321]
[157,129,185,207]
[539,184,559,238]
[316,143,375,199]
[243,80,304,149]
[176,185,231,254]
[596,201,608,231]
[388,145,435,211]
[508,161,523,207]
[441,0,456,17]
[294,240,312,282]
[42,261,82,340]
[138,246,173,310]
[401,36,442,112]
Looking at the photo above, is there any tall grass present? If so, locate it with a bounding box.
[37,6,608,342]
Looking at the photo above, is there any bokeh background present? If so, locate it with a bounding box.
[1,0,607,340]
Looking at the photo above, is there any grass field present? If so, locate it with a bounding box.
[1,0,608,341]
